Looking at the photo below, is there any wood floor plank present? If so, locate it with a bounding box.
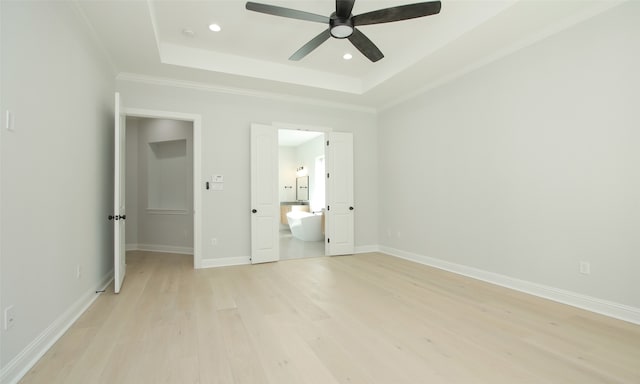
[18,252,640,384]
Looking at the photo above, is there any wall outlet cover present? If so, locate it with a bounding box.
[4,305,15,330]
[6,110,15,131]
[579,261,591,275]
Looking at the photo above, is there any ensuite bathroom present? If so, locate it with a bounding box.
[278,129,326,260]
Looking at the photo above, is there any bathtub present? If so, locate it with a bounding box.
[286,211,324,242]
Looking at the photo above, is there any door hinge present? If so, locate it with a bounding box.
[327,238,330,244]
[326,140,330,146]
[327,172,330,178]
[327,205,330,211]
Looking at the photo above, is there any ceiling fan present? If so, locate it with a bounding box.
[245,0,442,62]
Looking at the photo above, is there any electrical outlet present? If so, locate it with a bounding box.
[4,306,15,330]
[579,261,591,275]
[76,265,81,279]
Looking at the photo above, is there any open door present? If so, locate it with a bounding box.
[250,123,279,263]
[113,92,126,292]
[326,132,354,255]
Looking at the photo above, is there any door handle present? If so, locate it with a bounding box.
[252,209,257,213]
[119,215,126,220]
[349,206,354,210]
[108,215,114,221]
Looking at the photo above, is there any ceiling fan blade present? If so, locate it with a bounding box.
[348,28,384,62]
[246,2,329,24]
[289,29,331,61]
[352,1,441,26]
[336,0,356,18]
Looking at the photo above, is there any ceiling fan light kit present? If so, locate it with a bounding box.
[246,0,441,62]
[330,14,354,38]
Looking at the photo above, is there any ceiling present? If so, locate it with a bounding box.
[76,0,621,110]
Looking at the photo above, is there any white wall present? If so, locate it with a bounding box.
[296,136,325,211]
[0,1,115,377]
[378,2,640,309]
[278,146,296,202]
[126,118,194,252]
[117,79,379,260]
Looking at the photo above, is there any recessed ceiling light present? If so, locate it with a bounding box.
[343,53,353,60]
[208,23,221,32]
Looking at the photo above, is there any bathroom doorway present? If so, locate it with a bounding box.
[278,128,327,260]
[251,123,354,263]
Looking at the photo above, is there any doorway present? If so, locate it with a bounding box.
[122,108,202,269]
[278,128,326,260]
[250,123,354,264]
[125,117,194,257]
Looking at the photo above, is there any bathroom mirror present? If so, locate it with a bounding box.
[296,176,309,201]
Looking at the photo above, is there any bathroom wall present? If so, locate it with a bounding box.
[296,135,325,211]
[278,136,325,206]
[126,118,194,253]
[278,146,297,202]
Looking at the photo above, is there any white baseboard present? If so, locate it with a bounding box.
[127,243,193,255]
[200,256,251,269]
[379,246,640,325]
[196,245,379,268]
[354,245,380,254]
[0,271,114,384]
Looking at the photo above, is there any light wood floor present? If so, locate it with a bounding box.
[20,251,640,384]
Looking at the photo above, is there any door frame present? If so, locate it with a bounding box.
[124,107,203,269]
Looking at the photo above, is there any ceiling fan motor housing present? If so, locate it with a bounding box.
[329,12,354,38]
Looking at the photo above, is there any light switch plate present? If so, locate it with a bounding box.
[212,183,223,191]
[212,175,224,183]
[6,110,14,131]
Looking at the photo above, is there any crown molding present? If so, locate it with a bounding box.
[72,1,118,77]
[380,0,626,112]
[116,72,377,114]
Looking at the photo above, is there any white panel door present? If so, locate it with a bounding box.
[113,93,126,293]
[326,132,354,255]
[250,124,279,263]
